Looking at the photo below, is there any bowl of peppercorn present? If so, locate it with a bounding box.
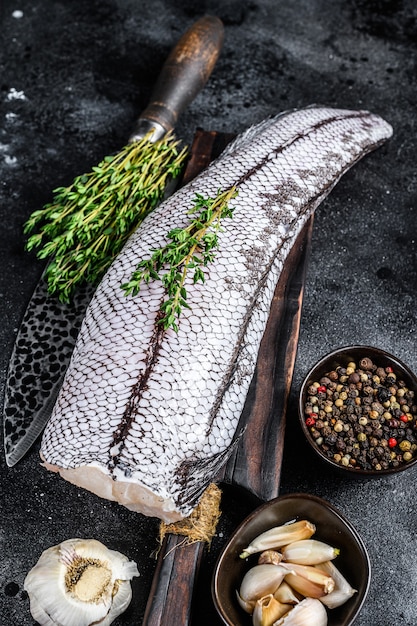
[298,345,417,475]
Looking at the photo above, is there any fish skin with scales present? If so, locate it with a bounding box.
[40,106,393,522]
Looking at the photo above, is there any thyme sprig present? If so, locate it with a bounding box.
[122,186,238,332]
[24,132,188,303]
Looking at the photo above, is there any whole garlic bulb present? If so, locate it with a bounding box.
[24,538,139,626]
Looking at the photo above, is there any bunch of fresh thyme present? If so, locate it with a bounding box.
[122,186,238,332]
[24,132,188,303]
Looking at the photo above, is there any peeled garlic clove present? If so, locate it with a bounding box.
[258,550,283,565]
[253,594,292,626]
[239,564,289,606]
[317,561,357,608]
[283,563,334,598]
[274,597,328,625]
[273,581,300,605]
[240,521,316,559]
[281,540,340,565]
[24,538,139,626]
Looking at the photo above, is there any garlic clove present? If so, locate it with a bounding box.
[273,597,328,625]
[316,561,357,608]
[281,539,340,565]
[236,589,257,614]
[24,538,139,626]
[283,563,334,598]
[252,594,291,626]
[239,564,289,606]
[273,581,300,605]
[240,521,316,559]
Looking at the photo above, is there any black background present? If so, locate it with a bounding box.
[1,1,416,624]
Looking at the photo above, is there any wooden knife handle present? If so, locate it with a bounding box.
[134,16,224,140]
[142,534,205,626]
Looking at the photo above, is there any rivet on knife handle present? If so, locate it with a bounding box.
[131,15,224,142]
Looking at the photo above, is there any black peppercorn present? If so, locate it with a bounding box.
[324,433,338,446]
[377,387,390,402]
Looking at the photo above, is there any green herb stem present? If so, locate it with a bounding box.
[122,186,238,332]
[24,132,188,303]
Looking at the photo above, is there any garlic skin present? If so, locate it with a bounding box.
[24,538,139,626]
[273,597,328,626]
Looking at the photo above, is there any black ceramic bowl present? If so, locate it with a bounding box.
[212,493,370,626]
[298,345,417,476]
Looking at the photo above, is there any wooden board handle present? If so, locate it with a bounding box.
[132,16,224,140]
[142,535,205,626]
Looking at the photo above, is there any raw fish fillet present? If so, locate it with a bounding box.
[41,107,392,522]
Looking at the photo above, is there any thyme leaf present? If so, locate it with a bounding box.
[24,132,188,303]
[121,186,238,332]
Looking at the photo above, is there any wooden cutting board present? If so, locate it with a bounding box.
[142,128,314,626]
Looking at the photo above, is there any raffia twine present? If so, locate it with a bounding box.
[158,483,222,549]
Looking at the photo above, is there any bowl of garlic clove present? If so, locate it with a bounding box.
[212,493,370,626]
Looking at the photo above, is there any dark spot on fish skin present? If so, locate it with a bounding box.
[4,419,14,435]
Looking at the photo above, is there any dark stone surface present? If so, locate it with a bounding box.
[0,1,416,624]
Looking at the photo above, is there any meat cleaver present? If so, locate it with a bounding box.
[3,15,224,467]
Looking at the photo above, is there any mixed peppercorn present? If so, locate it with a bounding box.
[303,356,417,471]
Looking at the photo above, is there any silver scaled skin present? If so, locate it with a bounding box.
[40,107,393,522]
